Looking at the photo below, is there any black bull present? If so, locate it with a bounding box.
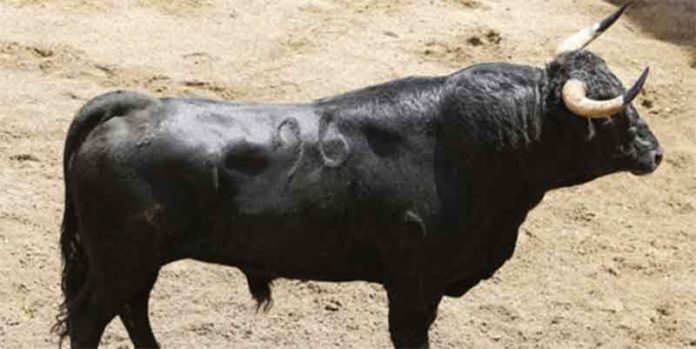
[55,7,662,349]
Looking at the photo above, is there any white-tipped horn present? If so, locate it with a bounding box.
[562,67,650,119]
[555,3,631,56]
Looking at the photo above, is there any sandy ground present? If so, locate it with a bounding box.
[0,0,694,348]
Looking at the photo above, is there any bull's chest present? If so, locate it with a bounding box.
[437,192,543,297]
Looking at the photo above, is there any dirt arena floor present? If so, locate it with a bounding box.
[0,0,694,347]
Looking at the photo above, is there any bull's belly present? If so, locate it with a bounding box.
[188,214,387,282]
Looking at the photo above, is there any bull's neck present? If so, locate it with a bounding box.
[438,65,549,189]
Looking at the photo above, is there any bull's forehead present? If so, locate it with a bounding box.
[587,70,626,99]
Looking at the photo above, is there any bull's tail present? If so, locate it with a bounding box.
[52,177,88,346]
[52,91,157,346]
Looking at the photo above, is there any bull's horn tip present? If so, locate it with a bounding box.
[624,67,650,105]
[618,2,633,15]
[598,2,631,32]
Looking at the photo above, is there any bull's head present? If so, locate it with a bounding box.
[547,3,662,177]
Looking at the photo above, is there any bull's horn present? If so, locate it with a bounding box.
[555,3,631,56]
[562,67,649,119]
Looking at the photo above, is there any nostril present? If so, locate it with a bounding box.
[654,148,664,166]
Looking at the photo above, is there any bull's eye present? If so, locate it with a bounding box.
[627,126,638,138]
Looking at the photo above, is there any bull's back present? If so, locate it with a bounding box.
[67,93,439,281]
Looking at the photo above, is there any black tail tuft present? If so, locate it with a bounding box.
[51,190,90,348]
[245,273,274,312]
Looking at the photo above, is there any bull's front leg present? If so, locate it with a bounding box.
[384,279,443,349]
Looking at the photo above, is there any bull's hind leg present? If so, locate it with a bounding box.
[119,271,160,348]
[69,271,160,348]
[68,241,162,348]
[67,281,117,348]
[69,201,168,348]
